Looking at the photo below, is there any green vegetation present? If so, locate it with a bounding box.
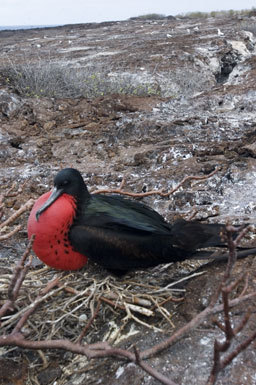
[177,8,256,19]
[132,8,256,20]
[130,13,166,20]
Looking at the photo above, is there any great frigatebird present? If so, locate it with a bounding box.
[27,168,255,275]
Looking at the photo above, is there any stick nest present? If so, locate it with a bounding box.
[1,258,203,346]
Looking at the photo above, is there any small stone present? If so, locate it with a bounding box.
[78,314,88,323]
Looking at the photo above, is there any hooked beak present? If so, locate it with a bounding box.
[36,187,63,221]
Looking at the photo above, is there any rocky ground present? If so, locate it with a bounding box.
[1,13,256,385]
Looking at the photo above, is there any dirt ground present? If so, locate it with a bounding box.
[1,14,256,385]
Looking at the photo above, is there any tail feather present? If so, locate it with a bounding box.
[193,247,256,262]
[170,219,226,251]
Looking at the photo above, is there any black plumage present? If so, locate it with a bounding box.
[35,168,233,275]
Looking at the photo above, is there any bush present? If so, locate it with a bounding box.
[1,61,78,98]
[1,53,215,100]
[239,20,256,35]
[130,13,166,20]
[0,59,161,99]
[177,8,255,19]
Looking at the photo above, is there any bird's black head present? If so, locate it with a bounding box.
[36,168,89,221]
[53,168,89,199]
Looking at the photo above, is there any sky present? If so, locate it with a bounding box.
[0,0,255,27]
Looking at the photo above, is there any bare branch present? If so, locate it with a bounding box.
[77,300,101,344]
[12,276,61,335]
[206,224,256,385]
[0,236,34,320]
[91,167,219,198]
[0,224,22,241]
[0,198,34,230]
[8,235,35,301]
[140,290,256,360]
[221,329,256,368]
[133,345,178,385]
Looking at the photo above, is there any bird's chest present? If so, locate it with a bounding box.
[28,192,87,270]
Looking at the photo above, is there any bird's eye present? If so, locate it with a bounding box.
[60,179,69,187]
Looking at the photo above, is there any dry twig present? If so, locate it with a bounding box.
[0,199,34,231]
[206,225,256,385]
[0,195,34,241]
[0,236,34,320]
[91,167,219,198]
[133,345,177,385]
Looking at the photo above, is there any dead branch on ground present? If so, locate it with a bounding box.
[91,167,219,198]
[0,181,34,241]
[0,236,34,320]
[0,199,34,233]
[206,225,256,385]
